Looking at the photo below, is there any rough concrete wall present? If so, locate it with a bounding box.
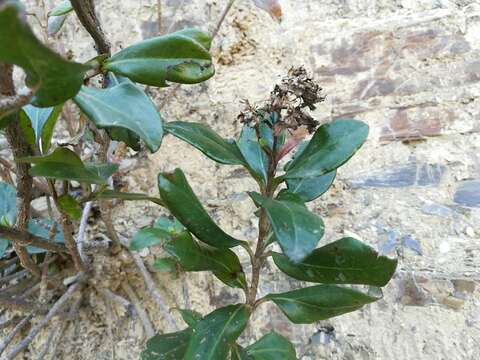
[17,0,480,359]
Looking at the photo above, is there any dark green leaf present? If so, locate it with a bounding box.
[284,119,369,179]
[0,1,89,106]
[158,169,244,249]
[164,232,247,289]
[286,171,336,202]
[18,147,118,184]
[20,104,62,153]
[129,227,171,251]
[106,127,141,151]
[141,329,192,360]
[165,121,245,165]
[273,237,398,286]
[153,216,185,235]
[0,112,16,130]
[266,284,380,324]
[249,192,324,263]
[238,125,269,183]
[94,190,163,206]
[175,28,212,50]
[74,80,163,152]
[26,218,64,254]
[57,194,82,220]
[175,308,203,327]
[104,29,214,87]
[48,0,73,16]
[184,304,250,360]
[244,332,297,360]
[0,182,17,226]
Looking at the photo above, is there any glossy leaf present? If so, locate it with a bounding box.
[184,304,250,360]
[0,1,89,106]
[48,0,73,16]
[284,119,369,179]
[238,125,269,183]
[273,237,398,286]
[165,121,245,165]
[94,190,164,206]
[158,169,244,249]
[286,170,336,202]
[0,182,17,226]
[141,329,192,360]
[18,148,118,184]
[176,308,203,327]
[20,104,62,153]
[74,79,163,152]
[266,284,379,324]
[152,258,179,277]
[129,228,171,251]
[243,332,297,360]
[164,232,247,289]
[57,195,82,220]
[250,192,324,263]
[104,29,214,87]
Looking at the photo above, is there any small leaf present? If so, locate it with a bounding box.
[48,0,73,16]
[184,304,250,360]
[74,79,163,152]
[152,258,178,276]
[266,284,380,324]
[286,171,337,202]
[250,192,324,263]
[0,1,90,106]
[175,308,203,327]
[158,169,244,249]
[20,104,62,153]
[237,125,269,183]
[141,329,192,360]
[165,121,245,165]
[94,190,163,206]
[106,127,141,151]
[129,227,171,251]
[153,216,185,235]
[0,182,17,226]
[17,147,118,184]
[57,194,82,220]
[273,237,398,286]
[47,14,68,36]
[104,28,214,87]
[245,331,297,360]
[164,231,247,289]
[284,119,369,179]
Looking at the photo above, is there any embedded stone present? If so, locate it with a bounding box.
[454,180,480,207]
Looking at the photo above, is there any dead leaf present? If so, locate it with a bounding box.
[252,0,283,22]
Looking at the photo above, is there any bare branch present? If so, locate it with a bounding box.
[0,225,68,254]
[0,314,33,355]
[1,277,85,360]
[121,281,155,339]
[212,0,236,38]
[70,0,111,56]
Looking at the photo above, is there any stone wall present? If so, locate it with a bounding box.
[17,0,480,359]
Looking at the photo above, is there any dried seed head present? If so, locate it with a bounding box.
[238,66,325,133]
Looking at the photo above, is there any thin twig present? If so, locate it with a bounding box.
[157,0,162,34]
[0,314,33,356]
[98,287,134,315]
[77,201,92,262]
[0,225,68,254]
[1,278,85,360]
[121,281,155,339]
[118,235,178,331]
[0,62,40,277]
[103,291,116,360]
[212,0,236,38]
[0,89,36,119]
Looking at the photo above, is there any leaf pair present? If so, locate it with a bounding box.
[19,104,62,153]
[142,304,250,360]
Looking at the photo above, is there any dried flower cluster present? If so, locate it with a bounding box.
[238,67,325,133]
